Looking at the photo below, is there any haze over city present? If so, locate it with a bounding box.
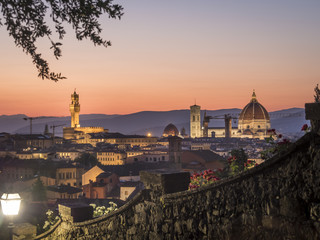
[0,0,319,116]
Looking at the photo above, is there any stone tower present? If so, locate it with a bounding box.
[69,90,80,128]
[190,104,201,138]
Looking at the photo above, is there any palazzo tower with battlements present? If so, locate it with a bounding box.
[63,91,108,141]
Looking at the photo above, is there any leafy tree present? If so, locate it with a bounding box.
[0,0,123,81]
[31,177,47,201]
[74,152,98,169]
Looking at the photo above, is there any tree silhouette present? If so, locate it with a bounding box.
[74,152,98,169]
[314,84,320,103]
[31,177,47,201]
[0,1,123,81]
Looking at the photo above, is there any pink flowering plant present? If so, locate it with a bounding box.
[189,149,258,189]
[189,169,222,189]
[301,124,310,133]
[228,149,256,176]
[244,159,257,169]
[260,129,292,160]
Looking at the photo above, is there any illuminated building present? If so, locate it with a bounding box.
[96,151,126,165]
[190,91,271,139]
[237,90,271,139]
[56,165,84,187]
[70,90,80,128]
[162,123,179,137]
[190,104,201,138]
[63,91,108,140]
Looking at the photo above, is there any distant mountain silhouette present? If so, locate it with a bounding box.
[0,108,308,137]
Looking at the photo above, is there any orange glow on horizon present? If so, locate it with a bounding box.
[0,1,319,117]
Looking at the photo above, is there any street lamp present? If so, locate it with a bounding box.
[1,193,22,240]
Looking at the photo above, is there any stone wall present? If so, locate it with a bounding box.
[37,132,320,240]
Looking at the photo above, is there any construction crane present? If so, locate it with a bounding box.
[50,124,66,142]
[202,111,238,138]
[23,117,47,135]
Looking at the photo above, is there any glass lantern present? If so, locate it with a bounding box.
[1,193,22,216]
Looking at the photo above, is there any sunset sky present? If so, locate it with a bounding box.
[0,0,319,116]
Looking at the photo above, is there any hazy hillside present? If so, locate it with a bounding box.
[0,114,28,133]
[0,108,309,137]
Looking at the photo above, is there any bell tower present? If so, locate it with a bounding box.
[70,90,80,128]
[190,104,201,138]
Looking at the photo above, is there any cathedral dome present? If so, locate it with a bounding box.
[163,123,179,137]
[239,91,270,121]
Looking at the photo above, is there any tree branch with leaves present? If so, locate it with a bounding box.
[0,0,123,81]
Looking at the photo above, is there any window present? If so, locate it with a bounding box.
[193,116,195,122]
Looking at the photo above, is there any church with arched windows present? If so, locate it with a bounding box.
[190,91,271,140]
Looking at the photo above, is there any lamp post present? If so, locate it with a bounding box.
[1,193,22,240]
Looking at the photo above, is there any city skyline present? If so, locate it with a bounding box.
[0,0,319,116]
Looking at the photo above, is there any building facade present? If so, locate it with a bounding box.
[56,166,84,187]
[97,151,126,165]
